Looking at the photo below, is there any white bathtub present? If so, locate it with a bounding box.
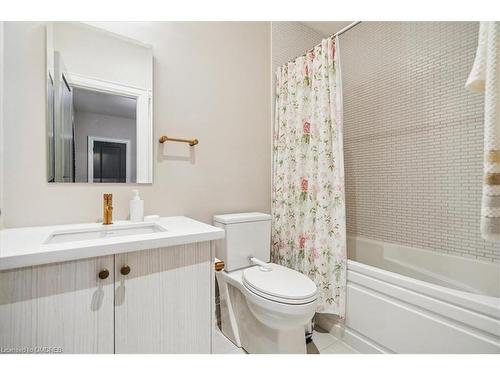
[316,236,500,354]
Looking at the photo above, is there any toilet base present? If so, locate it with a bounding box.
[239,320,307,354]
[217,270,311,354]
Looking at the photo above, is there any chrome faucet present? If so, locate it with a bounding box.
[103,194,113,225]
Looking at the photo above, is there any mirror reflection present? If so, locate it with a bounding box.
[46,22,153,183]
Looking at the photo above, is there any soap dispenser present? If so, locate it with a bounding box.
[130,189,144,222]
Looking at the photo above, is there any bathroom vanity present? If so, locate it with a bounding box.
[0,217,224,354]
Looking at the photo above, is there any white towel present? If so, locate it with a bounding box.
[466,22,500,241]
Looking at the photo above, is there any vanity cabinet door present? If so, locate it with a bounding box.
[114,242,212,354]
[0,256,114,354]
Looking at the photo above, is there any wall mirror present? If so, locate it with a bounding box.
[46,22,153,183]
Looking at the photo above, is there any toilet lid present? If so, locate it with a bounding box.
[242,263,317,304]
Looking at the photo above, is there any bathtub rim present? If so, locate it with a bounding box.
[347,234,499,298]
[347,259,500,320]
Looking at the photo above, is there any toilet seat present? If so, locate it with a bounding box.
[242,263,317,305]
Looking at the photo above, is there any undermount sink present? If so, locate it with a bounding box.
[44,223,167,244]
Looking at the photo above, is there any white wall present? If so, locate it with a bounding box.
[1,22,271,227]
[74,111,137,183]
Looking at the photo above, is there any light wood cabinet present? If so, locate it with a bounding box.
[114,242,212,353]
[0,256,114,353]
[0,242,212,354]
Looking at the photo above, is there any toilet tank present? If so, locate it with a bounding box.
[213,212,271,272]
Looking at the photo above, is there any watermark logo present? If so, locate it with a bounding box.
[0,346,63,354]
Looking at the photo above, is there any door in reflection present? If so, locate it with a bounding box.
[92,141,127,183]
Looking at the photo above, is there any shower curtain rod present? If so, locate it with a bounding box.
[334,21,361,37]
[279,21,361,67]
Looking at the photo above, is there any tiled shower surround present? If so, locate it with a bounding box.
[339,22,499,262]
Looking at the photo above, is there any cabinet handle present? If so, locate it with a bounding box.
[120,265,131,276]
[98,269,110,280]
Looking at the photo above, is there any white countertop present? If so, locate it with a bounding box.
[0,217,224,271]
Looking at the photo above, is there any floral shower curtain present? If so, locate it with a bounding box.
[271,36,347,316]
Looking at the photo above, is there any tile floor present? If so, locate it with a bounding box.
[212,326,358,354]
[306,326,359,354]
[212,327,246,354]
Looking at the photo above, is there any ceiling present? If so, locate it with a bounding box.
[300,21,354,37]
[73,88,137,119]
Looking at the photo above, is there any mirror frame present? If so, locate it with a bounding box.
[46,22,154,184]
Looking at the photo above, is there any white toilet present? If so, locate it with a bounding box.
[214,212,318,354]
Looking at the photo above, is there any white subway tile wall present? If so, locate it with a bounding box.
[339,22,499,262]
